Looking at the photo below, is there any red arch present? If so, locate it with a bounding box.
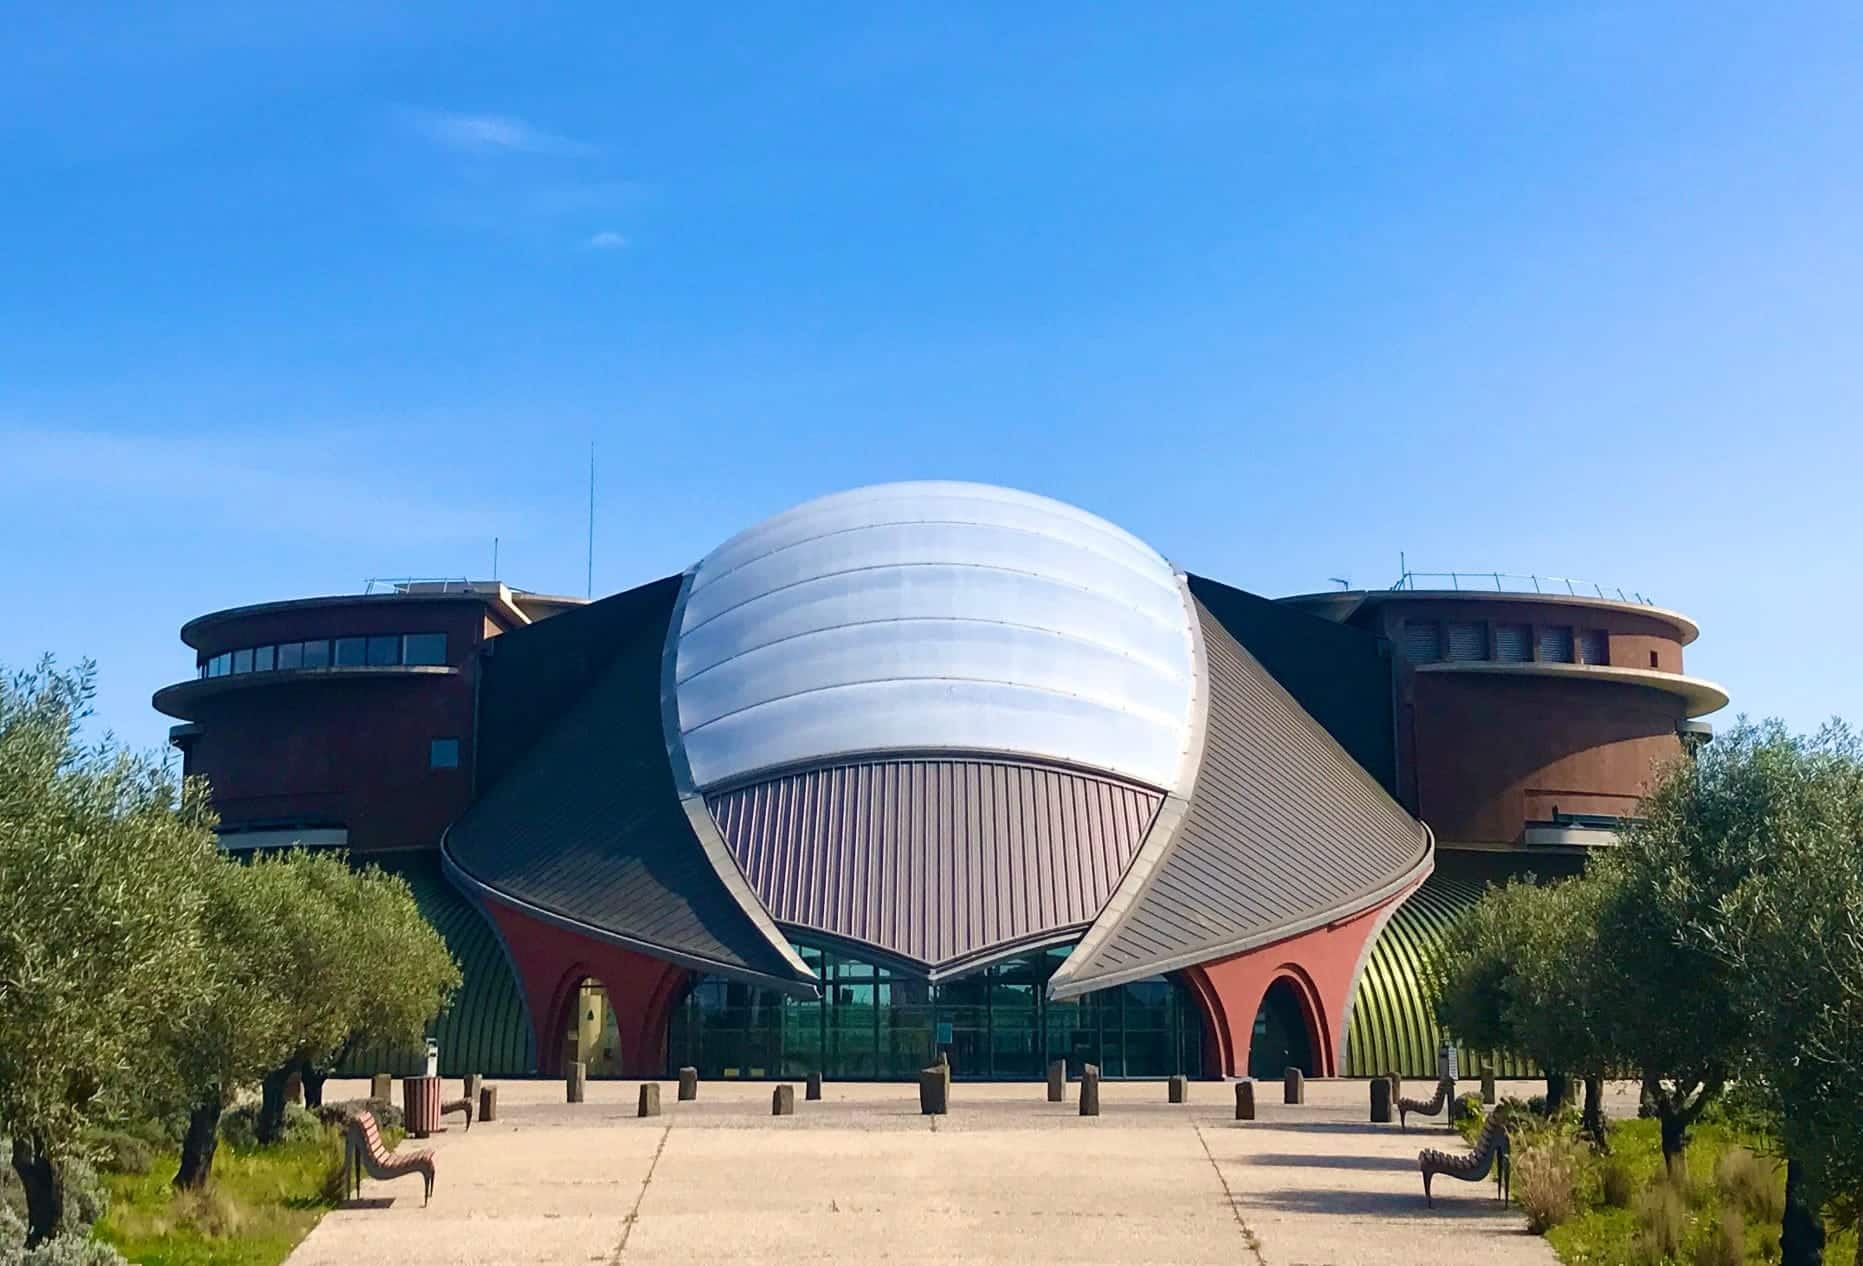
[1179,888,1415,1078]
[479,899,689,1076]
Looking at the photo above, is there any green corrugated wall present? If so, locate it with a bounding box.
[336,852,534,1077]
[1342,867,1537,1078]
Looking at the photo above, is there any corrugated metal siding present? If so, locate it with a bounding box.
[1403,622,1442,663]
[1342,871,1535,1078]
[706,758,1161,970]
[336,853,532,1077]
[1056,600,1429,990]
[445,583,814,987]
[1494,624,1532,662]
[1445,622,1488,662]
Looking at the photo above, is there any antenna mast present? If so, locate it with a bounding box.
[586,441,595,599]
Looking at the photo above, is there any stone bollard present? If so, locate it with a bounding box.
[1284,1067,1305,1105]
[806,1072,823,1101]
[772,1084,795,1116]
[1481,1068,1497,1106]
[464,1073,482,1103]
[638,1083,662,1118]
[919,1066,949,1115]
[1168,1074,1188,1104]
[678,1067,698,1102]
[370,1072,392,1102]
[478,1084,498,1122]
[567,1061,586,1104]
[1371,1077,1394,1123]
[1047,1060,1066,1103]
[1235,1080,1256,1120]
[1079,1064,1101,1117]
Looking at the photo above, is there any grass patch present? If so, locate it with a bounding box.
[1542,1117,1859,1266]
[93,1128,348,1266]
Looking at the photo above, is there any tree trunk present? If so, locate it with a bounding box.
[1545,1073,1568,1114]
[1780,1157,1825,1266]
[175,1097,223,1189]
[256,1065,291,1144]
[11,1132,63,1248]
[1639,1072,1661,1118]
[1659,1107,1688,1166]
[1581,1075,1608,1150]
[302,1060,328,1109]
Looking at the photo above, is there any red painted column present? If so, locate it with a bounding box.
[480,900,690,1077]
[1182,882,1419,1078]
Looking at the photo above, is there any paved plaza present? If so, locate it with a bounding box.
[289,1077,1621,1266]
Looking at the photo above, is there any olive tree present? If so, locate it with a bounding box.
[252,854,460,1143]
[1432,874,1616,1134]
[1700,722,1863,1266]
[1580,724,1802,1166]
[0,661,216,1245]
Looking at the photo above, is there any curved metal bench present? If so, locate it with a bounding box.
[1398,1076,1455,1130]
[1419,1107,1510,1206]
[442,1096,473,1131]
[343,1109,436,1206]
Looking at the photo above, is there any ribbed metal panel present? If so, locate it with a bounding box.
[444,584,816,990]
[1445,622,1487,662]
[1403,622,1442,663]
[336,853,532,1077]
[706,758,1162,972]
[1051,599,1431,995]
[1342,871,1535,1078]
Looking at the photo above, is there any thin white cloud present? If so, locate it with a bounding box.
[587,231,628,250]
[3,424,509,546]
[402,107,595,157]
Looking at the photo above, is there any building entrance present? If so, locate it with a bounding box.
[667,942,1206,1081]
[1247,977,1316,1080]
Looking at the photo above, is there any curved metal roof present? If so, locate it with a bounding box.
[669,482,1199,794]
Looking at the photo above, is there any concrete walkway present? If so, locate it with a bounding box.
[288,1077,1587,1266]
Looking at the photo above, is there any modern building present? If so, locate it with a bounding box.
[153,482,1726,1082]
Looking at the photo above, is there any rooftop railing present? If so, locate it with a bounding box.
[362,577,479,596]
[1390,571,1657,606]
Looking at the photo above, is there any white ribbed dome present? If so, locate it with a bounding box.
[669,481,1198,792]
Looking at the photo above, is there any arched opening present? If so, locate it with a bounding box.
[1247,977,1317,1079]
[559,975,625,1077]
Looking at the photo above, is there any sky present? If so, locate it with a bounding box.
[3,3,1860,755]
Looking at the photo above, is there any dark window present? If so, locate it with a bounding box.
[1538,626,1575,663]
[1579,629,1609,666]
[429,738,460,769]
[1445,622,1487,661]
[301,639,331,669]
[253,645,275,672]
[208,653,231,678]
[1403,622,1442,663]
[334,637,367,666]
[366,635,402,667]
[1494,624,1532,662]
[276,641,303,670]
[231,648,253,674]
[403,632,447,666]
[1649,650,1660,669]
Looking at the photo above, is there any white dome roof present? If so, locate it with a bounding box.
[669,481,1199,792]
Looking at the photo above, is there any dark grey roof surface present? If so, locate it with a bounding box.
[706,757,1162,976]
[444,579,815,991]
[1048,596,1432,999]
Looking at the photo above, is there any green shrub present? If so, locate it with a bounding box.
[315,1098,402,1133]
[80,1133,150,1179]
[219,1102,323,1151]
[1633,1178,1687,1265]
[1515,1133,1585,1233]
[1714,1146,1784,1222]
[1689,1210,1744,1266]
[1600,1156,1636,1209]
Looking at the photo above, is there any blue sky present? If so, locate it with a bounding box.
[4,3,1860,754]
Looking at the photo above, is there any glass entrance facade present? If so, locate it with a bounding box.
[667,942,1207,1080]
